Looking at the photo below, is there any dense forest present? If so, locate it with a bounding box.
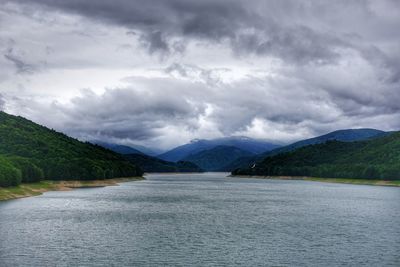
[225,128,388,171]
[182,145,254,171]
[0,112,143,187]
[124,153,203,173]
[233,132,400,180]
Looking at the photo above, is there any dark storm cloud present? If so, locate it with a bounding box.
[5,0,352,64]
[50,87,207,143]
[2,0,400,147]
[139,31,170,54]
[231,25,345,65]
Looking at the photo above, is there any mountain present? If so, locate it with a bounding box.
[158,136,280,162]
[129,144,164,156]
[233,131,400,180]
[263,128,388,156]
[94,141,164,156]
[124,154,203,173]
[0,111,143,187]
[225,128,389,171]
[94,142,145,155]
[182,145,254,171]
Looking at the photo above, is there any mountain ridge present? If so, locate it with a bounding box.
[232,131,400,180]
[158,136,280,162]
[224,128,389,171]
[124,153,204,173]
[0,111,143,187]
[182,145,254,171]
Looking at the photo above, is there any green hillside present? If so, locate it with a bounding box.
[0,112,143,187]
[233,132,400,180]
[226,129,388,171]
[123,153,204,173]
[183,145,254,171]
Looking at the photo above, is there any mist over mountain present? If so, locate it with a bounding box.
[93,142,145,155]
[158,136,280,162]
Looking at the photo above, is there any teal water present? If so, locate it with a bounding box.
[0,173,399,266]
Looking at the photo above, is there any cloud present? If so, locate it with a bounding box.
[4,49,36,74]
[0,94,5,110]
[11,86,207,148]
[1,0,400,149]
[6,62,400,149]
[0,0,359,64]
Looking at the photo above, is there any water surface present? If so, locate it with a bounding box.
[0,173,399,266]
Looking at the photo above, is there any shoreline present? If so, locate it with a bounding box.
[230,175,400,187]
[0,177,145,201]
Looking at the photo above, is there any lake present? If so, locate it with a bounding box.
[0,173,399,266]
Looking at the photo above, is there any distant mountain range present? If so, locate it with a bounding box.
[2,109,396,186]
[225,128,389,171]
[96,129,390,173]
[94,142,145,155]
[233,131,400,180]
[92,141,163,156]
[124,154,203,173]
[181,145,254,171]
[158,136,281,162]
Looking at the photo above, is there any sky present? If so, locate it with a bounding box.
[0,0,399,150]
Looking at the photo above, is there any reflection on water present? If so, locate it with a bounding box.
[0,173,399,266]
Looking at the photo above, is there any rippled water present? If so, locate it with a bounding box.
[0,173,399,266]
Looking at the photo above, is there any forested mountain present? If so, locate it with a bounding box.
[182,145,254,171]
[260,128,388,157]
[94,142,145,155]
[94,141,163,156]
[0,112,143,187]
[158,136,280,162]
[233,132,400,180]
[226,129,389,171]
[124,154,203,173]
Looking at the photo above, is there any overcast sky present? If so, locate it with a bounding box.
[0,0,399,149]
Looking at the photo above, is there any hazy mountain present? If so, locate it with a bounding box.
[226,128,389,171]
[124,154,203,173]
[92,141,164,156]
[129,145,164,156]
[233,131,400,180]
[158,136,280,162]
[94,142,145,155]
[182,145,254,171]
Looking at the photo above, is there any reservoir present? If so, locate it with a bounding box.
[0,173,399,266]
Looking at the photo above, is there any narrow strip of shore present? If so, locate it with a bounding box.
[230,175,400,187]
[0,177,145,201]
